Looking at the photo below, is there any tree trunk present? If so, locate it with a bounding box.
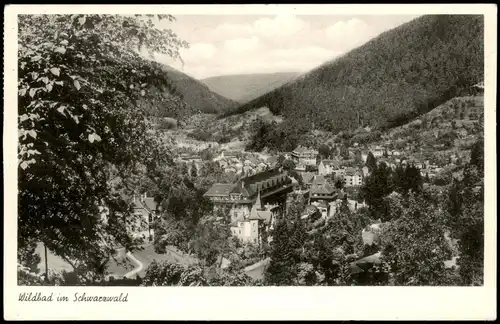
[44,243,49,283]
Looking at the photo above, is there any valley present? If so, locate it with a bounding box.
[17,12,486,289]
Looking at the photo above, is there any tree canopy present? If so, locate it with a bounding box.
[18,14,188,281]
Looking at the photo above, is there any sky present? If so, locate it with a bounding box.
[148,14,421,80]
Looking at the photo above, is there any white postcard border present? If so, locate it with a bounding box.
[3,4,497,321]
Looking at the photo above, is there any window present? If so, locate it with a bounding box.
[238,230,242,235]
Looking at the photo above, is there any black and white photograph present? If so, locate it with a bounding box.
[4,4,497,321]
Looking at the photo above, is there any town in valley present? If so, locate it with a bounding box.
[17,12,485,287]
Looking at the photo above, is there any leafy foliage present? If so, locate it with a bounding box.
[391,164,423,196]
[143,259,258,286]
[17,14,188,279]
[265,200,308,285]
[361,162,393,220]
[189,211,233,267]
[380,193,454,285]
[365,152,377,172]
[444,137,484,285]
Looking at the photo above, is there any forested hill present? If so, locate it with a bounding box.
[223,15,484,134]
[201,72,300,104]
[159,64,239,114]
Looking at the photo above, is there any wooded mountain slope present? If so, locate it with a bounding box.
[223,15,484,135]
[202,72,300,103]
[159,65,238,114]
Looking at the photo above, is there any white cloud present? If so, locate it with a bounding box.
[209,23,254,42]
[223,36,261,53]
[253,14,310,41]
[182,42,218,60]
[155,15,415,79]
[324,18,379,51]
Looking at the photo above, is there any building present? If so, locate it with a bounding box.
[301,205,321,220]
[344,167,363,187]
[204,168,294,233]
[229,191,276,244]
[332,166,346,178]
[310,201,329,218]
[372,146,385,158]
[362,166,370,177]
[361,150,369,163]
[291,146,318,166]
[318,159,341,176]
[131,193,158,242]
[309,175,337,208]
[347,199,366,212]
[300,172,316,189]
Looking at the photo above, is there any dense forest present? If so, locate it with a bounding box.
[224,15,484,150]
[159,64,238,114]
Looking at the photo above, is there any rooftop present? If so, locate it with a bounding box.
[321,159,340,168]
[204,183,234,196]
[311,182,336,195]
[345,167,361,176]
[292,146,318,155]
[249,210,272,222]
[204,168,292,199]
[311,175,326,186]
[301,172,316,184]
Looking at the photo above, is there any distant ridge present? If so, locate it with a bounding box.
[202,72,300,104]
[160,64,238,114]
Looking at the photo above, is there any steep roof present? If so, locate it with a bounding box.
[249,210,272,222]
[311,183,336,195]
[301,172,316,184]
[236,169,291,197]
[321,159,340,168]
[293,146,318,155]
[143,197,157,212]
[230,182,251,196]
[345,167,362,176]
[132,200,145,210]
[204,183,234,197]
[205,169,291,199]
[354,252,382,266]
[230,214,246,227]
[311,175,326,186]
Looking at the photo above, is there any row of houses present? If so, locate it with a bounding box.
[317,161,367,186]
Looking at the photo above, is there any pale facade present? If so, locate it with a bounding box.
[204,169,293,244]
[229,192,275,244]
[131,194,157,242]
[291,146,318,166]
[318,160,340,175]
[345,168,363,187]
